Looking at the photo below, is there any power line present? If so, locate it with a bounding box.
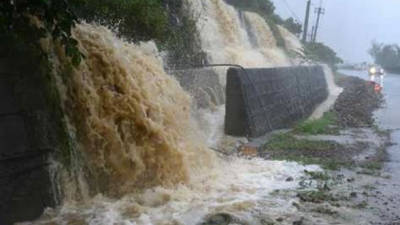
[281,0,302,23]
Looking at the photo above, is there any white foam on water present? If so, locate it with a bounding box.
[31,158,320,225]
[189,0,295,89]
[310,64,343,119]
[19,1,318,224]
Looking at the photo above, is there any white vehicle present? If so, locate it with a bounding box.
[368,65,385,87]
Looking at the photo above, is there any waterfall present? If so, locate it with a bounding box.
[51,23,216,198]
[21,1,318,224]
[243,12,292,66]
[189,0,297,80]
[25,22,319,225]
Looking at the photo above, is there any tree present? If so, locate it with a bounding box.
[282,17,302,36]
[303,42,343,69]
[68,0,168,42]
[0,0,82,66]
[369,41,400,72]
[225,0,275,16]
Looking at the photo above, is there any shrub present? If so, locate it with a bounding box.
[69,0,168,42]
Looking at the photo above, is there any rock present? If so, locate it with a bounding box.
[276,217,284,222]
[333,75,383,128]
[292,201,300,209]
[260,218,275,225]
[286,177,294,182]
[238,144,258,157]
[201,213,232,225]
[350,192,357,198]
[292,217,304,225]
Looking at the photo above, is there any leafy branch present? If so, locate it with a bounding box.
[0,0,83,66]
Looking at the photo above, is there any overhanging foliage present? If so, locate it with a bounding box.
[303,42,343,69]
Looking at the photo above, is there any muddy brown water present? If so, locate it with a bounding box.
[340,69,400,223]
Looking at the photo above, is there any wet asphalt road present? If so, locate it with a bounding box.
[340,69,400,224]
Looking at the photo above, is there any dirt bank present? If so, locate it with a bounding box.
[333,74,384,127]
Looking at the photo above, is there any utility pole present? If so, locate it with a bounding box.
[312,3,325,42]
[302,0,311,43]
[310,26,315,42]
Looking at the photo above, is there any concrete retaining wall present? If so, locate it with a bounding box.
[0,67,57,224]
[225,65,328,137]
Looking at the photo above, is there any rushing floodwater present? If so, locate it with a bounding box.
[21,1,311,223]
[20,21,321,225]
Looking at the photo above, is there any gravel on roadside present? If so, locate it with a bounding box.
[332,74,384,128]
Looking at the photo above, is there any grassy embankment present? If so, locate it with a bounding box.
[261,109,387,173]
[262,112,348,170]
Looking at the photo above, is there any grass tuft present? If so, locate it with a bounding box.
[264,133,336,151]
[262,133,350,170]
[304,170,330,181]
[297,190,337,203]
[294,112,338,135]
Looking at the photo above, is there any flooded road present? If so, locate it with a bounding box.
[340,69,400,223]
[340,69,400,158]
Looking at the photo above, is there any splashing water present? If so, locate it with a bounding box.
[190,0,299,81]
[18,22,322,225]
[32,158,320,225]
[191,0,289,67]
[55,23,215,197]
[17,0,321,222]
[243,12,291,66]
[277,25,304,55]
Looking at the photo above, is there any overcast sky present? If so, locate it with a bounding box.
[271,0,400,63]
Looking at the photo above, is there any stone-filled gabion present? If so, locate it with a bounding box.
[225,66,328,137]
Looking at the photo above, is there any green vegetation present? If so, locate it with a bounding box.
[357,144,386,176]
[68,0,205,67]
[294,112,338,135]
[225,0,275,16]
[303,42,343,70]
[264,133,336,152]
[69,0,167,42]
[371,124,391,137]
[369,41,400,73]
[357,160,384,176]
[297,190,337,203]
[1,0,204,69]
[353,201,368,209]
[281,17,302,36]
[311,206,338,215]
[262,133,348,170]
[0,0,82,66]
[360,161,383,171]
[162,1,205,68]
[304,170,330,181]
